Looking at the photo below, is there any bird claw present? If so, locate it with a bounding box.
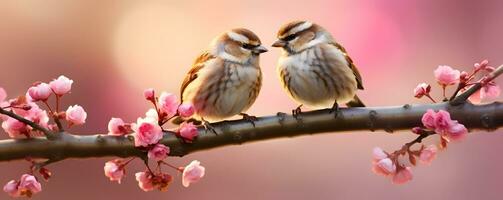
[240,113,258,127]
[329,101,340,119]
[201,119,218,135]
[292,105,303,120]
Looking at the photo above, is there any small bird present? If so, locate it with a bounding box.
[272,20,365,117]
[180,28,267,127]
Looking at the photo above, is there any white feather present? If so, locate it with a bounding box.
[227,31,249,43]
[219,52,245,63]
[288,21,313,35]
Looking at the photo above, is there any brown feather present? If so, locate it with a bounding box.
[180,51,215,102]
[277,20,306,38]
[331,42,364,90]
[231,28,261,44]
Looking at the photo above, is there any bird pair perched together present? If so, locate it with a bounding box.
[180,20,365,126]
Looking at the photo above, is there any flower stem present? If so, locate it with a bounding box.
[425,95,437,103]
[159,161,183,172]
[442,85,447,99]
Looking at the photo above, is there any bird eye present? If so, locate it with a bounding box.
[242,43,256,50]
[283,34,297,41]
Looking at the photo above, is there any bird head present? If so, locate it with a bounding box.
[211,28,267,64]
[272,20,332,54]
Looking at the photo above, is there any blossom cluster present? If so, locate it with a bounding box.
[371,109,466,184]
[1,78,206,198]
[1,75,87,139]
[103,88,204,192]
[3,174,42,198]
[0,76,92,198]
[415,60,500,102]
[421,109,467,141]
[373,60,499,185]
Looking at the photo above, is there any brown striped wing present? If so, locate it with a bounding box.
[180,51,216,102]
[331,42,364,90]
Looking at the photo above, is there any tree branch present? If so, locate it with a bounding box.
[0,102,502,162]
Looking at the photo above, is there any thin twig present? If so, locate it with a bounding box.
[54,96,64,131]
[0,107,54,139]
[451,64,503,105]
[449,83,464,101]
[43,101,64,132]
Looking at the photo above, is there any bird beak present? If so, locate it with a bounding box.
[252,45,268,54]
[272,40,286,47]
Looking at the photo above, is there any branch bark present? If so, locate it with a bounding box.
[0,101,502,162]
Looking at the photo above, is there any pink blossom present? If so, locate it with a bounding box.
[144,88,155,101]
[1,103,49,137]
[434,65,460,86]
[469,83,501,103]
[413,83,430,98]
[145,109,159,121]
[158,92,179,118]
[421,109,437,130]
[135,171,155,192]
[411,127,423,134]
[3,180,20,197]
[178,103,195,118]
[419,145,437,165]
[49,75,73,95]
[372,158,396,176]
[9,103,32,118]
[422,110,468,141]
[38,168,52,181]
[25,105,49,129]
[182,160,206,187]
[433,110,452,133]
[135,171,173,192]
[18,174,42,197]
[392,167,413,184]
[65,105,87,125]
[481,83,500,99]
[2,118,28,138]
[372,147,388,161]
[460,71,469,82]
[108,118,126,136]
[148,144,170,161]
[445,121,467,141]
[132,117,163,147]
[27,83,52,101]
[104,160,125,184]
[179,122,198,141]
[0,87,6,102]
[154,173,173,191]
[474,59,489,71]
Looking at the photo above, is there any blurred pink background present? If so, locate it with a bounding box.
[1,0,503,199]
